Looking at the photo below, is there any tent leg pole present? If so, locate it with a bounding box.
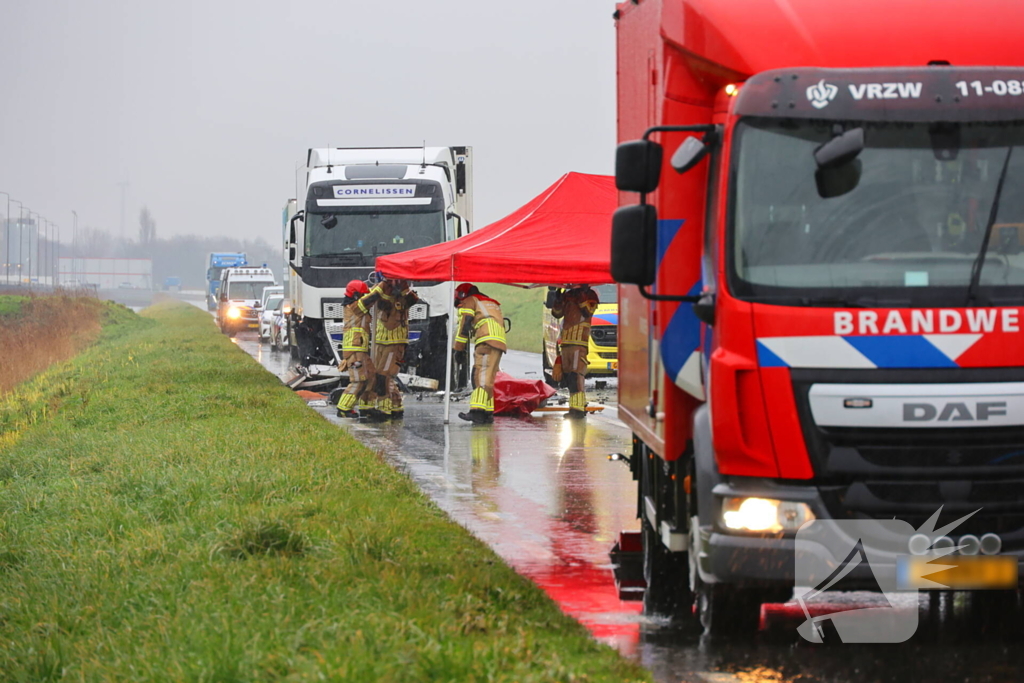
[443,280,455,424]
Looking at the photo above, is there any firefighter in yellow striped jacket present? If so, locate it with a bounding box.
[453,283,506,424]
[547,284,599,419]
[336,279,382,419]
[369,278,419,420]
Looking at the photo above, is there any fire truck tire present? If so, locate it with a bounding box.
[642,518,693,620]
[695,581,763,637]
[688,514,766,636]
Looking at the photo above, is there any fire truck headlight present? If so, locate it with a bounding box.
[227,306,242,320]
[722,497,815,533]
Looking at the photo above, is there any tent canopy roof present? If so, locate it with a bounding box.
[375,172,616,286]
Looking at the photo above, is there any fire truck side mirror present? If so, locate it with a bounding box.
[611,205,657,286]
[615,140,663,193]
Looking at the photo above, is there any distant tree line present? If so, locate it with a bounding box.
[70,207,281,289]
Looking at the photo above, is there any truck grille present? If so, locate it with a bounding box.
[591,326,617,346]
[322,299,346,318]
[792,368,1024,542]
[408,303,428,321]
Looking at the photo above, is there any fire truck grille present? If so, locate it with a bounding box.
[791,368,1024,541]
[408,303,428,321]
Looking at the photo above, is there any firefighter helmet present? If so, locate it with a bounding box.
[345,280,369,297]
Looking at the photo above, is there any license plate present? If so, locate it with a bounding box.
[896,555,1018,590]
[248,323,259,328]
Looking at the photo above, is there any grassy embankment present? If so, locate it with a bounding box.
[0,301,648,681]
[0,294,109,396]
[485,284,546,354]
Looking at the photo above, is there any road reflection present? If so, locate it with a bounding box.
[229,331,1024,683]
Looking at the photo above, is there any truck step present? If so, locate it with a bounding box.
[609,531,646,601]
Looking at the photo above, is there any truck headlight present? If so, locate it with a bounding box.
[227,306,241,320]
[722,497,815,533]
[282,304,292,315]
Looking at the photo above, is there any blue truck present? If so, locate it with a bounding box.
[206,252,247,310]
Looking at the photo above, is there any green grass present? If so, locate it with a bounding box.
[0,296,28,318]
[0,301,648,682]
[482,285,546,354]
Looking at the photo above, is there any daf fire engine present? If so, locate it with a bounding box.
[612,0,1024,634]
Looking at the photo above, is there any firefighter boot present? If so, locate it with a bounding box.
[458,410,493,424]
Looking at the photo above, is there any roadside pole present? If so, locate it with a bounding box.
[443,277,455,424]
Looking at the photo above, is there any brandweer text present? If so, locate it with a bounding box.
[834,309,1020,335]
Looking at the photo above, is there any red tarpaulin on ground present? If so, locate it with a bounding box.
[375,172,616,285]
[493,372,556,416]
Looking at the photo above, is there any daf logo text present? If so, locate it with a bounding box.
[903,401,1008,422]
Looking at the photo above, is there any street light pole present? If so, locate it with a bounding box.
[55,223,61,286]
[71,210,78,283]
[0,191,9,285]
[8,200,23,285]
[25,211,38,289]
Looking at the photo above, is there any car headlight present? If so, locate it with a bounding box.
[227,306,241,320]
[721,497,815,533]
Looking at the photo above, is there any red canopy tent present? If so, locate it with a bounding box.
[376,172,616,285]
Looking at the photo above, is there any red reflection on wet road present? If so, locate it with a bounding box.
[466,418,644,654]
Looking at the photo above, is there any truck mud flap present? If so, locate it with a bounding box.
[609,531,646,601]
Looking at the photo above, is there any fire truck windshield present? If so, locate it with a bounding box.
[305,209,444,262]
[730,118,1024,306]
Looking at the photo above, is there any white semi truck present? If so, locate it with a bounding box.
[283,146,473,386]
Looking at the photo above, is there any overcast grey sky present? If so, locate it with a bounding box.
[0,1,617,244]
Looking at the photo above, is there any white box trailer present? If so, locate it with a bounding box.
[58,257,152,289]
[284,146,472,384]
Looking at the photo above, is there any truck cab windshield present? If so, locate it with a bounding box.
[730,118,1024,305]
[305,210,444,261]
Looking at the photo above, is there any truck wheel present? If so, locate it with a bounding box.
[689,519,765,637]
[695,582,764,637]
[642,518,693,620]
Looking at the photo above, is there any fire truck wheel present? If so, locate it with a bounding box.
[641,518,693,620]
[689,515,765,636]
[695,581,763,637]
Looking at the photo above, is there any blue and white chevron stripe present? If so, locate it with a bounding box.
[757,334,982,369]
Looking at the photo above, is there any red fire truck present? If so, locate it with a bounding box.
[612,0,1024,633]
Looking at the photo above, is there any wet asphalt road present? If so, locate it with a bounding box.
[223,323,1024,683]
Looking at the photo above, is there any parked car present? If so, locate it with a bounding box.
[259,294,284,342]
[269,302,290,352]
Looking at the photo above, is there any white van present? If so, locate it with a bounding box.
[216,267,276,336]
